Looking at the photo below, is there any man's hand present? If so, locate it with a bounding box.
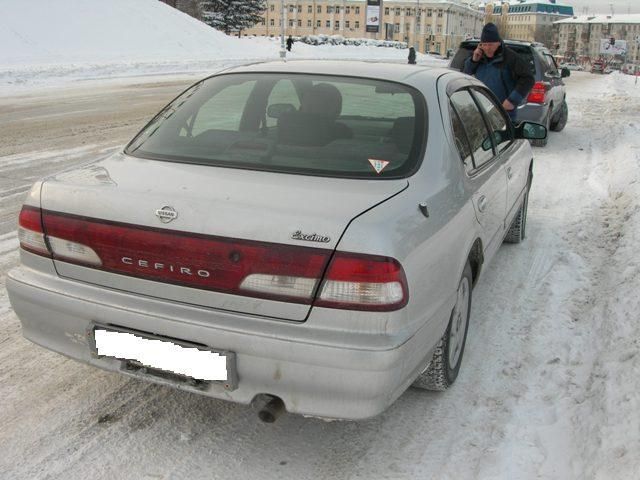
[502,99,515,111]
[472,46,484,62]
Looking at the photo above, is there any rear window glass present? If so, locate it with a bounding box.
[126,73,427,179]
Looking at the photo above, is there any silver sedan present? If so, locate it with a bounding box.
[7,61,546,421]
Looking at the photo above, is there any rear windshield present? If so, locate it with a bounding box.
[450,43,536,76]
[126,73,427,179]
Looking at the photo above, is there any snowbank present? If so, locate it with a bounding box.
[0,0,272,65]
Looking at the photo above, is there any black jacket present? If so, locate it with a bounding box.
[464,44,535,105]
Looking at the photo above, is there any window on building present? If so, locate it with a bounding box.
[289,19,294,27]
[385,7,389,15]
[307,19,312,27]
[355,21,359,28]
[317,5,321,13]
[297,5,301,13]
[405,23,410,32]
[336,6,340,14]
[289,5,293,13]
[326,20,330,27]
[335,21,340,30]
[346,6,350,14]
[317,20,321,27]
[438,9,443,17]
[346,20,350,28]
[308,5,312,13]
[260,18,265,25]
[355,7,360,14]
[427,9,432,17]
[327,6,333,14]
[297,19,301,27]
[394,23,400,33]
[395,8,401,15]
[270,4,274,12]
[270,18,275,26]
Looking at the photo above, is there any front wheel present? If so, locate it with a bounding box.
[550,100,568,132]
[504,187,529,243]
[412,262,472,391]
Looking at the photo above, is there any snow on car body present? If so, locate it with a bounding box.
[7,61,543,420]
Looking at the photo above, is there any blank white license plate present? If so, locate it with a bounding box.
[94,329,227,381]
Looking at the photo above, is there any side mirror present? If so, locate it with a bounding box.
[267,103,296,119]
[561,67,571,78]
[515,121,547,140]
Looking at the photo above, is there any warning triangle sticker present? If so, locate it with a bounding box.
[368,158,390,174]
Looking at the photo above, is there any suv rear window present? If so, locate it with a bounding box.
[126,73,426,179]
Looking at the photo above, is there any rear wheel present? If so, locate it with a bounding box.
[412,262,472,391]
[531,109,550,147]
[550,100,568,132]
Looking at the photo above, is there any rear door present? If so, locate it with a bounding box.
[539,50,565,116]
[449,89,508,257]
[470,88,529,225]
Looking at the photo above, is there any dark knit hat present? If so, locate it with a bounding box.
[480,23,501,42]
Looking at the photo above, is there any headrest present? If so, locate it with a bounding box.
[391,117,415,155]
[300,83,343,119]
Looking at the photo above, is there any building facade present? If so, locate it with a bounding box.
[554,14,640,65]
[482,0,573,45]
[243,1,484,55]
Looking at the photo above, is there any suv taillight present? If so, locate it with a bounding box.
[24,208,408,312]
[527,81,547,104]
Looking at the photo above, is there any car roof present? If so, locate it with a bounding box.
[221,60,451,84]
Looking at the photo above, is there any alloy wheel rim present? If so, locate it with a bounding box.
[448,276,470,369]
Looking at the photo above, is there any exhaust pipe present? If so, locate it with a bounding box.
[253,394,286,423]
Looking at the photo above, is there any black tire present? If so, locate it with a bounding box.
[504,187,529,243]
[531,109,550,147]
[412,262,472,391]
[550,100,568,132]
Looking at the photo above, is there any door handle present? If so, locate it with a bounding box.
[478,195,488,212]
[506,166,513,180]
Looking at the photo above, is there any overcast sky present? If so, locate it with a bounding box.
[563,0,639,15]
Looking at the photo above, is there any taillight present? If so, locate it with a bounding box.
[29,209,409,312]
[315,252,408,311]
[527,81,547,104]
[18,206,50,257]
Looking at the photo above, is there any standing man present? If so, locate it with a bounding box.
[408,47,417,65]
[286,35,294,52]
[463,23,534,120]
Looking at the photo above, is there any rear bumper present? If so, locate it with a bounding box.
[515,103,550,124]
[7,265,447,420]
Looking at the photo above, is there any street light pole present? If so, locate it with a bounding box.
[414,0,420,50]
[280,0,286,59]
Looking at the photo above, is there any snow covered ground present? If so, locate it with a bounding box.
[1,0,640,478]
[1,69,639,479]
[0,0,443,93]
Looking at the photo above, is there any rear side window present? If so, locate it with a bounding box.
[449,90,494,170]
[471,89,512,153]
[126,73,427,179]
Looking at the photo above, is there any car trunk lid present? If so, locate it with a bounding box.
[39,153,407,320]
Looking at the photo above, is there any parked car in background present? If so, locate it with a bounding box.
[560,62,584,71]
[450,39,569,147]
[7,61,546,422]
[604,67,614,74]
[591,61,605,74]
